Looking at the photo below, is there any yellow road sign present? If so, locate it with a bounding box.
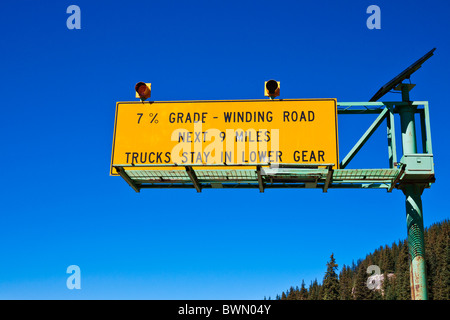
[110,99,339,175]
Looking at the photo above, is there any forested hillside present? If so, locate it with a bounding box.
[268,219,449,300]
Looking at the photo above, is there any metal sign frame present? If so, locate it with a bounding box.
[112,100,434,194]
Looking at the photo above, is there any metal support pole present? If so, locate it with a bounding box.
[398,84,428,300]
[403,184,427,300]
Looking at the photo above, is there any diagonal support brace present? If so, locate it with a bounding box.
[322,165,333,193]
[186,166,202,193]
[340,107,389,169]
[115,166,141,193]
[256,166,265,193]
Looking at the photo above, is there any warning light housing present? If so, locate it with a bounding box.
[135,82,151,101]
[265,80,280,98]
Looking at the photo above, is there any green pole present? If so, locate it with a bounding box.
[398,84,428,300]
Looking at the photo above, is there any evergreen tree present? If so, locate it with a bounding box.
[339,265,353,300]
[383,270,396,300]
[323,253,340,300]
[433,221,450,299]
[299,280,308,300]
[381,244,394,273]
[441,222,450,299]
[353,261,371,300]
[308,279,321,300]
[425,222,438,299]
[395,240,411,300]
[286,286,297,300]
[391,241,399,271]
[351,260,357,273]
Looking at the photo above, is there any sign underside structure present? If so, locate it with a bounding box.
[110,99,434,194]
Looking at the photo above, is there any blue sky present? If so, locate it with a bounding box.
[0,0,449,299]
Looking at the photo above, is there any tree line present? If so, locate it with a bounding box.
[266,219,449,300]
